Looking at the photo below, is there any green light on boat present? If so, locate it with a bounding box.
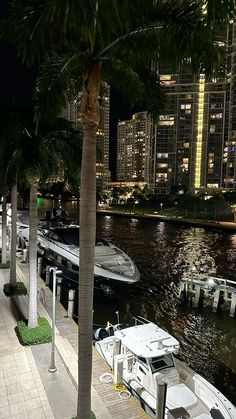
[36,196,41,207]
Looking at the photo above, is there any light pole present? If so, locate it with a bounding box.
[191,265,197,287]
[160,202,163,214]
[48,267,62,373]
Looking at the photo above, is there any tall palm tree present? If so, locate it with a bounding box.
[2,2,235,417]
[10,117,82,328]
[0,103,81,327]
[0,106,27,286]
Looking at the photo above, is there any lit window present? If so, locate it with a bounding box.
[181,104,192,109]
[157,163,168,168]
[210,113,223,119]
[210,125,215,134]
[207,183,219,188]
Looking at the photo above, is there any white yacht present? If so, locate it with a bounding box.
[17,224,140,295]
[95,319,236,418]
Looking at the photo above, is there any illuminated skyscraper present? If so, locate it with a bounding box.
[222,21,236,188]
[116,112,152,182]
[149,70,228,194]
[61,82,110,188]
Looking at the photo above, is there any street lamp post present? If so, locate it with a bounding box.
[160,202,163,214]
[48,267,62,373]
[191,265,197,288]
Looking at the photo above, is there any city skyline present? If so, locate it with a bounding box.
[2,22,236,193]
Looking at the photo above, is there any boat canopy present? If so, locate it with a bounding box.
[115,322,180,358]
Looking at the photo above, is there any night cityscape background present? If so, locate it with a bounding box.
[0,3,236,419]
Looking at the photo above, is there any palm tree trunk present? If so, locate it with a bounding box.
[77,123,97,419]
[10,184,17,286]
[1,194,7,264]
[77,62,100,419]
[28,182,38,328]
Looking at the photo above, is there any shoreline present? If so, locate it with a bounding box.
[97,209,236,232]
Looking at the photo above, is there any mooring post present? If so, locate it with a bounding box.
[193,285,202,308]
[37,257,43,277]
[67,289,75,318]
[56,277,62,300]
[45,266,50,286]
[179,281,185,298]
[230,293,236,317]
[155,377,167,419]
[213,289,221,312]
[17,236,21,250]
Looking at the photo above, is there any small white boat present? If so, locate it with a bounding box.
[95,319,236,418]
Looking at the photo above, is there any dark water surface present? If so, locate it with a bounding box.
[40,199,236,404]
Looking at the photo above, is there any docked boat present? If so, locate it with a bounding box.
[95,318,236,418]
[17,223,140,295]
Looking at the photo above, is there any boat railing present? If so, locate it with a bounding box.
[132,315,151,326]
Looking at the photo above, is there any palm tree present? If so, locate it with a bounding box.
[2,2,235,417]
[0,103,81,327]
[0,106,26,286]
[11,117,82,328]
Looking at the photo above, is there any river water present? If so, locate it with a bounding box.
[40,199,236,404]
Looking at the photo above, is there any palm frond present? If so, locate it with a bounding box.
[102,58,166,118]
[35,54,83,123]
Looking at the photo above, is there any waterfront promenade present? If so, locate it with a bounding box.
[97,209,236,232]
[0,249,148,419]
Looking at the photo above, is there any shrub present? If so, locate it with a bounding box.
[17,317,52,345]
[0,261,10,269]
[3,281,27,296]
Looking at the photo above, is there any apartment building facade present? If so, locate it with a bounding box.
[61,82,110,188]
[147,22,236,195]
[116,111,152,182]
[149,72,227,194]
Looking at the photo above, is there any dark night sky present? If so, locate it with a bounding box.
[0,46,36,106]
[0,22,133,179]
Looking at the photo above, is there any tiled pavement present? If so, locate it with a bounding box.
[0,270,54,419]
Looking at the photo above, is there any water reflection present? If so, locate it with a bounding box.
[95,214,236,404]
[40,199,236,404]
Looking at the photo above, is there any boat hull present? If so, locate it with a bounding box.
[39,250,135,297]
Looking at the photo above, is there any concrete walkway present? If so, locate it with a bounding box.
[0,269,56,419]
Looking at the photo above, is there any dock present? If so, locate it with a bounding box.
[179,273,236,316]
[16,253,149,419]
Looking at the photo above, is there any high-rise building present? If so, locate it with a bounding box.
[149,70,228,194]
[223,21,236,188]
[148,21,236,195]
[116,111,152,182]
[61,82,110,188]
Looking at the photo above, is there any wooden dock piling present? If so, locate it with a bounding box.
[179,274,236,316]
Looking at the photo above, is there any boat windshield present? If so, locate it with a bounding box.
[150,354,174,373]
[54,228,80,246]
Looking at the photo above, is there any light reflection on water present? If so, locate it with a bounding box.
[40,200,236,404]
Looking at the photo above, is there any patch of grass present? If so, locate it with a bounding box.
[0,261,10,269]
[3,281,27,297]
[17,317,52,345]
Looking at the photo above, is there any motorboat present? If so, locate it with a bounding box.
[17,223,140,295]
[95,318,236,418]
